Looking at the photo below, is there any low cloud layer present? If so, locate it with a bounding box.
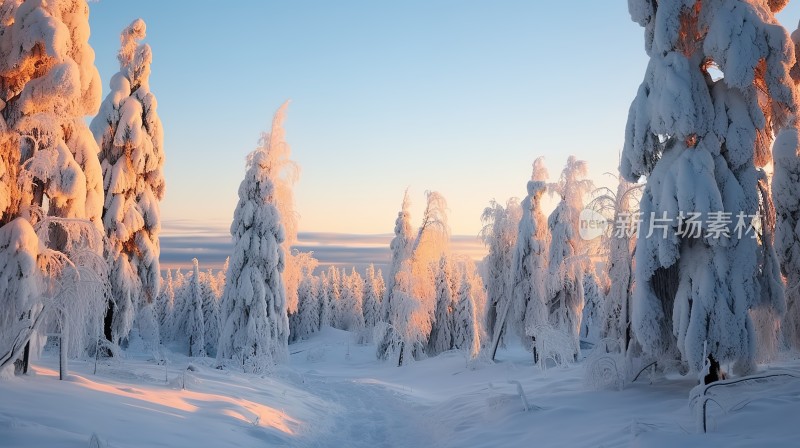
[160,221,487,272]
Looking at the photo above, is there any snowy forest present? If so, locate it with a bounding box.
[4,1,800,447]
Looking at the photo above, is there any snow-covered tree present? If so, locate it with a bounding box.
[452,269,481,359]
[381,191,414,322]
[157,269,175,335]
[200,268,221,357]
[774,128,800,350]
[217,107,291,371]
[287,251,318,341]
[318,270,331,328]
[589,175,642,352]
[340,268,365,331]
[490,158,550,360]
[295,274,320,340]
[622,0,796,374]
[547,156,592,360]
[0,219,45,373]
[0,0,108,371]
[184,259,205,357]
[480,197,521,349]
[91,19,165,344]
[362,264,382,328]
[428,255,456,355]
[378,190,452,364]
[580,269,604,343]
[259,102,301,326]
[385,259,431,366]
[327,266,343,328]
[1,0,103,229]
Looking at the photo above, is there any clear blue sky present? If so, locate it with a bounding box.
[87,1,800,242]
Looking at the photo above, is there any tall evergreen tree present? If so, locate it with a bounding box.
[340,268,365,331]
[296,274,320,340]
[491,158,549,360]
[217,105,290,372]
[428,256,455,355]
[362,264,382,328]
[0,0,105,372]
[547,156,592,360]
[381,191,414,322]
[480,198,521,347]
[91,19,165,344]
[453,270,481,359]
[622,0,795,373]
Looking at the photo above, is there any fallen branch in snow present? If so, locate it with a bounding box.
[507,380,539,411]
[689,370,800,433]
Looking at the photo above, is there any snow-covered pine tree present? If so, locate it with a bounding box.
[580,269,604,343]
[91,19,165,344]
[410,191,450,317]
[295,273,320,340]
[387,259,431,366]
[772,23,800,352]
[362,264,382,328]
[287,251,318,342]
[1,0,103,229]
[375,269,386,313]
[622,0,796,374]
[186,258,205,357]
[200,269,221,357]
[340,268,365,331]
[327,266,343,329]
[381,190,414,322]
[480,197,521,350]
[547,156,593,360]
[217,106,291,371]
[0,0,108,371]
[774,128,800,350]
[491,158,549,360]
[428,255,455,355]
[318,270,331,329]
[452,269,481,359]
[590,175,641,352]
[259,102,301,330]
[157,269,175,335]
[0,218,44,373]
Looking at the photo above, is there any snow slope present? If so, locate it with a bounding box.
[2,328,800,447]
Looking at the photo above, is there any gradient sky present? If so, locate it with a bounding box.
[85,1,800,267]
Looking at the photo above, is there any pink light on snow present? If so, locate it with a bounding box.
[31,366,300,434]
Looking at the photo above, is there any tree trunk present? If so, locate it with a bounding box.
[103,300,115,356]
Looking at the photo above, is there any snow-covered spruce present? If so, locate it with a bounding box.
[91,19,165,344]
[773,127,800,350]
[547,156,592,360]
[362,264,384,329]
[294,272,320,341]
[590,175,641,352]
[1,0,104,231]
[0,0,110,371]
[622,0,796,374]
[217,106,292,372]
[428,256,455,355]
[288,251,319,342]
[381,190,414,322]
[480,197,521,354]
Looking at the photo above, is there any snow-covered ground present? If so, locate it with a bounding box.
[2,328,800,447]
